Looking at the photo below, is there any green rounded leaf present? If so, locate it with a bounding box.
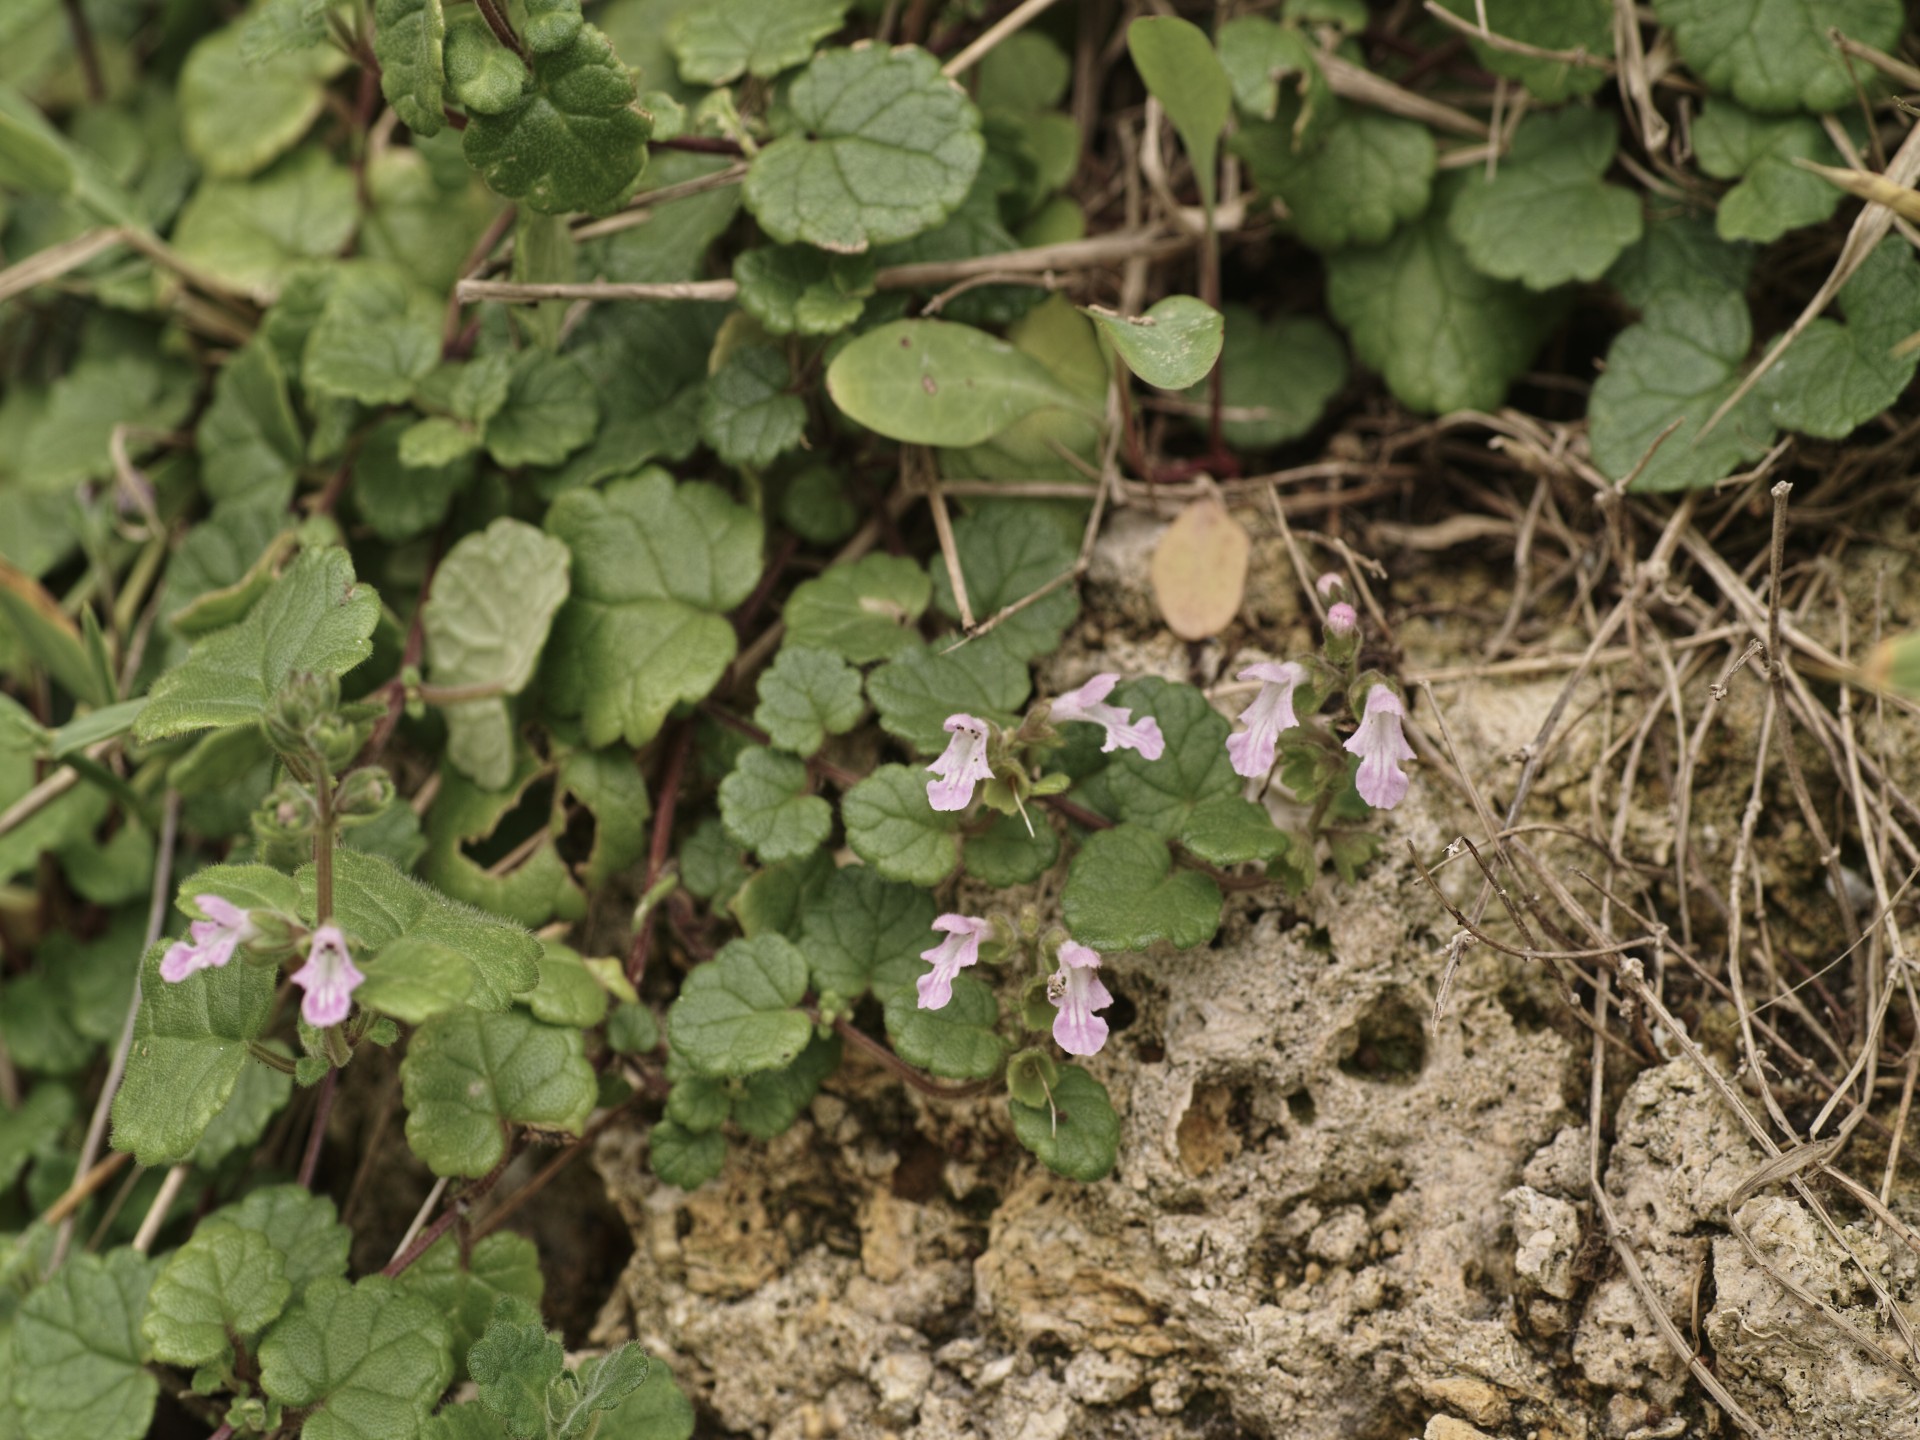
[883,976,1004,1079]
[1759,238,1920,439]
[868,633,1030,754]
[1447,108,1642,289]
[842,764,961,886]
[744,45,984,252]
[1693,99,1844,243]
[1653,0,1900,114]
[797,864,936,1000]
[927,501,1079,661]
[1127,16,1230,204]
[143,1223,292,1366]
[1010,1064,1119,1182]
[1433,0,1613,102]
[258,1275,455,1440]
[718,746,831,863]
[446,12,530,114]
[753,645,863,756]
[1087,296,1223,390]
[699,344,807,467]
[650,1119,726,1188]
[467,1296,564,1439]
[544,471,763,748]
[782,552,931,663]
[670,0,849,85]
[827,318,1094,446]
[1588,289,1778,491]
[666,935,813,1078]
[463,24,652,216]
[211,1185,352,1300]
[13,1250,158,1440]
[374,0,447,136]
[401,1009,598,1176]
[1326,192,1557,415]
[964,811,1060,887]
[180,22,344,178]
[424,518,573,790]
[110,941,278,1166]
[1061,824,1222,952]
[1180,305,1346,451]
[1234,102,1434,252]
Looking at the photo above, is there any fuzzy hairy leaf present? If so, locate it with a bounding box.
[258,1276,454,1440]
[110,942,278,1166]
[797,864,936,1000]
[1326,193,1555,414]
[753,645,863,756]
[1010,1064,1119,1181]
[666,935,813,1078]
[463,24,652,215]
[827,319,1092,446]
[1234,100,1434,252]
[1061,824,1222,952]
[1760,238,1920,439]
[142,1223,291,1366]
[884,975,1003,1079]
[842,764,962,886]
[374,0,446,135]
[718,747,831,864]
[1653,0,1899,113]
[544,471,763,747]
[401,1009,598,1175]
[700,344,807,466]
[13,1249,157,1440]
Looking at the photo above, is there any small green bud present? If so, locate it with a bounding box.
[333,767,395,819]
[253,781,317,847]
[1006,1047,1059,1108]
[266,672,341,759]
[293,1055,330,1087]
[1019,974,1054,1032]
[363,1016,401,1047]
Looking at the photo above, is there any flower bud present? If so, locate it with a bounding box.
[334,767,395,820]
[1315,572,1347,604]
[1324,601,1360,664]
[1006,1047,1060,1108]
[266,672,341,761]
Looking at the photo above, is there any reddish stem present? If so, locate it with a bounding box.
[652,136,746,156]
[472,0,529,62]
[818,1011,997,1099]
[298,1067,337,1188]
[382,1155,511,1277]
[627,725,695,986]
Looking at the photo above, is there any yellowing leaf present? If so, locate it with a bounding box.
[1149,497,1249,640]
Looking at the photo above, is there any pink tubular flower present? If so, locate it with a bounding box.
[1049,674,1164,759]
[160,895,256,983]
[1048,941,1113,1057]
[1326,602,1358,637]
[1344,685,1415,810]
[917,914,992,1010]
[290,925,364,1028]
[927,714,994,811]
[1227,662,1305,779]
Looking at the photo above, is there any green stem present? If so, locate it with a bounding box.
[314,763,336,924]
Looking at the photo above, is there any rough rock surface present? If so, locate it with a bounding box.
[583,514,1920,1439]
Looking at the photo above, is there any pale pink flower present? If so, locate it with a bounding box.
[1326,602,1358,637]
[1344,685,1415,810]
[1050,674,1164,759]
[1315,572,1345,601]
[290,925,364,1028]
[1227,661,1305,779]
[1048,941,1113,1057]
[917,914,992,1010]
[160,895,256,984]
[926,714,994,811]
